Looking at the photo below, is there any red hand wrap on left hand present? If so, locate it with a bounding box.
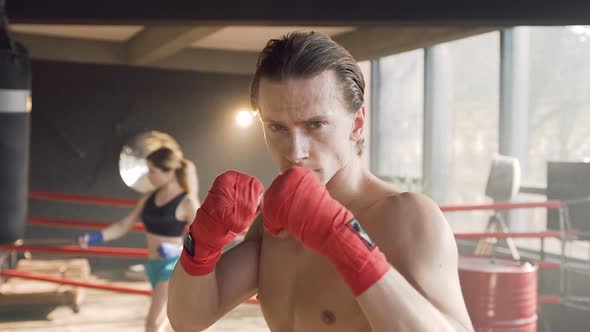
[262,166,390,296]
[179,171,264,276]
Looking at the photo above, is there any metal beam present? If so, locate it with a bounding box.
[14,27,496,75]
[153,48,259,75]
[126,26,222,65]
[334,26,497,61]
[11,32,259,75]
[499,28,531,233]
[369,59,381,173]
[11,32,126,65]
[499,27,530,169]
[423,45,452,204]
[7,1,590,25]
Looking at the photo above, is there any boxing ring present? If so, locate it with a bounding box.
[0,191,260,305]
[0,190,582,321]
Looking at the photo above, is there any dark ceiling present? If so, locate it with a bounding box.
[7,0,590,26]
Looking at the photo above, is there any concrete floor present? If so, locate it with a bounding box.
[0,274,268,332]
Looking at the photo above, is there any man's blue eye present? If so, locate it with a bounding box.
[269,125,283,132]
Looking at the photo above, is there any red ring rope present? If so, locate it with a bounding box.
[0,244,148,258]
[27,216,146,232]
[0,269,261,304]
[26,217,188,234]
[4,262,553,307]
[0,269,151,295]
[440,200,562,212]
[29,191,137,208]
[538,295,561,304]
[29,190,562,212]
[455,231,565,240]
[23,190,566,309]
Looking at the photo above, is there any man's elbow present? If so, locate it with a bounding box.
[167,306,215,332]
[167,319,201,332]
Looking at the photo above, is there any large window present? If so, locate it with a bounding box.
[444,32,501,231]
[524,26,590,260]
[372,49,424,191]
[527,27,590,185]
[369,28,590,255]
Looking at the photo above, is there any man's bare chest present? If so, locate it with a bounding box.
[257,235,370,331]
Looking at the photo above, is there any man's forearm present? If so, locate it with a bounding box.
[168,238,261,332]
[356,268,472,332]
[167,266,221,332]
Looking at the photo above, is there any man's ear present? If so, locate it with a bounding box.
[350,105,366,141]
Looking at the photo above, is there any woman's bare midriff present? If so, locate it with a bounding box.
[145,232,183,259]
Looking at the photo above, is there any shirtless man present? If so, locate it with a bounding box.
[168,32,474,332]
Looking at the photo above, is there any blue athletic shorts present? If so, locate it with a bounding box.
[145,257,179,288]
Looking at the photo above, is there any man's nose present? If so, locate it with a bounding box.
[285,131,309,166]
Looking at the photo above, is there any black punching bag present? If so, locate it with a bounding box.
[0,1,31,244]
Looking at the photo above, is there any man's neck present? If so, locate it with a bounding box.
[326,157,372,211]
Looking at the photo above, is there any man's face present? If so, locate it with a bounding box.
[257,70,364,184]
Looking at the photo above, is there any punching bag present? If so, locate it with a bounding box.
[0,1,31,244]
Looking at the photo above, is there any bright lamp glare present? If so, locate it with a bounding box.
[26,95,32,112]
[236,110,254,127]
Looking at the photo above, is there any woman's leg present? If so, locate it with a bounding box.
[145,281,174,332]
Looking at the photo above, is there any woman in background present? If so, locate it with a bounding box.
[79,147,199,332]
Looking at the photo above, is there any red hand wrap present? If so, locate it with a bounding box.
[180,171,264,276]
[262,167,390,296]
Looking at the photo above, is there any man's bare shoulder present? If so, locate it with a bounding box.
[363,191,456,268]
[368,192,449,237]
[365,193,472,330]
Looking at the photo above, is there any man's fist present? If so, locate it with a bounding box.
[262,166,390,297]
[180,170,264,276]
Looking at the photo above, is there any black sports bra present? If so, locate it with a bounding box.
[141,191,187,237]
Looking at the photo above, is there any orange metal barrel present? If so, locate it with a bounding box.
[459,256,538,332]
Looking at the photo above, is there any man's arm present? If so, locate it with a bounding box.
[167,215,263,332]
[356,192,473,332]
[261,167,472,330]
